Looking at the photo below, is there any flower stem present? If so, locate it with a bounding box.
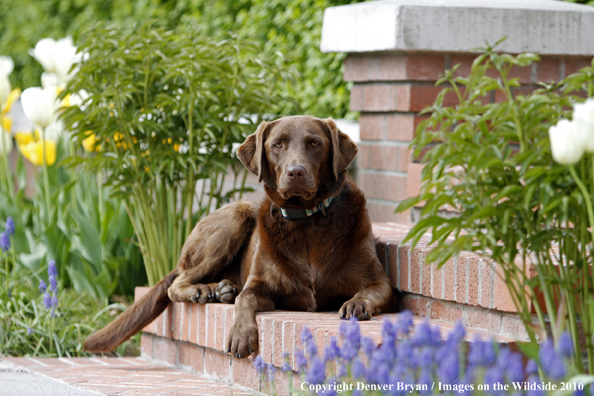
[41,127,51,216]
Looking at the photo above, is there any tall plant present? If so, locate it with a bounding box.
[62,22,291,285]
[396,43,594,372]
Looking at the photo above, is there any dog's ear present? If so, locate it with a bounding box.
[325,117,358,181]
[237,121,271,183]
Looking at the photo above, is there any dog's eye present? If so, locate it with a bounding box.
[311,141,319,147]
[274,142,282,148]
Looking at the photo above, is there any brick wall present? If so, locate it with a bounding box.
[348,53,592,223]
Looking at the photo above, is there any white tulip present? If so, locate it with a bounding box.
[69,89,90,109]
[41,72,59,89]
[29,38,57,73]
[0,127,13,157]
[574,98,594,154]
[549,119,585,166]
[21,87,57,128]
[29,37,78,86]
[44,119,64,141]
[0,56,13,105]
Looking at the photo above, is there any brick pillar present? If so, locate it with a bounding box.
[321,0,594,223]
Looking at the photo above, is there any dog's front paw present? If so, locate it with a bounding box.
[215,280,238,303]
[189,284,216,304]
[339,299,372,320]
[225,321,259,359]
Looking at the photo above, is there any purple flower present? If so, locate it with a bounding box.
[339,318,360,361]
[468,337,496,367]
[305,357,326,385]
[337,363,348,379]
[438,347,459,383]
[281,352,291,372]
[539,339,567,380]
[301,326,318,358]
[0,231,10,253]
[484,366,505,396]
[253,355,265,374]
[49,275,57,293]
[5,217,15,236]
[396,310,413,336]
[418,369,433,396]
[361,336,376,359]
[504,350,525,383]
[431,326,442,347]
[411,320,433,348]
[558,331,574,358]
[527,374,544,396]
[48,260,57,277]
[352,358,366,379]
[43,291,52,309]
[382,319,397,339]
[323,336,340,362]
[7,288,11,298]
[26,327,33,335]
[294,348,307,373]
[51,294,58,308]
[266,363,275,382]
[413,348,433,368]
[590,384,594,396]
[38,280,47,294]
[450,321,466,343]
[525,359,538,375]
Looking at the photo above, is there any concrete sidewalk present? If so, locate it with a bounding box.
[0,357,261,395]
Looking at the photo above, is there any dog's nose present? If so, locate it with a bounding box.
[287,165,306,180]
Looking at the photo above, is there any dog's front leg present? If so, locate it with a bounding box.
[339,277,395,321]
[225,285,274,358]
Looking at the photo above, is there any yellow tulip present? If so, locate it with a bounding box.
[1,116,11,133]
[82,133,100,152]
[60,93,70,108]
[14,132,35,147]
[21,140,56,167]
[1,88,21,114]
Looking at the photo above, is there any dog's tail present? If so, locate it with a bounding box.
[83,269,179,353]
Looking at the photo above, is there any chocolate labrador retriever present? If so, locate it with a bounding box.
[84,115,396,357]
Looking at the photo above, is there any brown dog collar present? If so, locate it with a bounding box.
[279,197,334,220]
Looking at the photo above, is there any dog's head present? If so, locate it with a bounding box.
[237,116,357,204]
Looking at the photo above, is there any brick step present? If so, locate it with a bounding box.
[1,356,260,395]
[135,287,524,394]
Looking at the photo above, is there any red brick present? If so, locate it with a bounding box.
[314,327,328,357]
[206,305,216,349]
[509,64,532,84]
[358,172,384,199]
[260,318,274,364]
[431,260,443,299]
[455,254,468,304]
[283,321,295,368]
[181,303,191,342]
[370,145,398,171]
[406,162,424,202]
[364,84,397,111]
[451,55,476,79]
[153,336,177,365]
[162,304,173,339]
[376,55,407,80]
[467,256,481,306]
[386,114,415,142]
[344,56,369,82]
[224,305,235,347]
[357,142,372,169]
[430,301,463,322]
[421,250,432,296]
[178,342,205,373]
[367,202,402,224]
[215,305,226,351]
[493,266,517,313]
[442,257,457,302]
[397,146,411,173]
[501,315,528,340]
[140,333,152,358]
[405,54,445,81]
[398,245,411,292]
[232,356,261,391]
[464,308,501,334]
[407,85,446,112]
[272,319,285,367]
[359,114,385,140]
[154,311,163,337]
[537,57,562,83]
[402,294,431,318]
[173,303,183,341]
[190,304,198,343]
[565,57,592,77]
[198,304,207,346]
[479,260,494,309]
[410,248,422,294]
[350,85,365,111]
[396,84,411,111]
[204,348,231,379]
[384,174,408,201]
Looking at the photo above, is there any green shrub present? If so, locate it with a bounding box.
[61,22,291,285]
[397,43,594,372]
[0,0,363,118]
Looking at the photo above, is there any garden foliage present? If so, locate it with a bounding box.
[0,0,363,118]
[61,22,292,285]
[396,43,594,372]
